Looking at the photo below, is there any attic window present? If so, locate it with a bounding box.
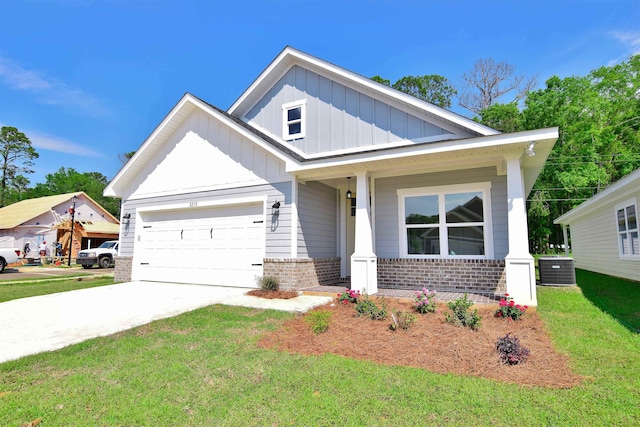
[283,100,306,140]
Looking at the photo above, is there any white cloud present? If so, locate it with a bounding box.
[611,31,640,55]
[0,55,113,117]
[27,129,107,158]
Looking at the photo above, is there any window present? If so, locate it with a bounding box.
[282,100,306,140]
[616,198,639,258]
[398,183,492,258]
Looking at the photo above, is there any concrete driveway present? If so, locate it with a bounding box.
[0,281,332,364]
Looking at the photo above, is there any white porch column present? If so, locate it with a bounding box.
[562,224,570,256]
[504,155,537,306]
[350,171,378,294]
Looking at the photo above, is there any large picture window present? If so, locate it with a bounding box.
[282,100,306,140]
[398,183,492,258]
[616,198,639,258]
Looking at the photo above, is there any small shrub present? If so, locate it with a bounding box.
[305,310,332,334]
[444,294,482,330]
[495,293,528,321]
[413,287,437,313]
[355,294,387,320]
[389,310,416,331]
[257,276,279,292]
[336,288,361,304]
[496,333,530,365]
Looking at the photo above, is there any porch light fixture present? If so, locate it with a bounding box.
[525,142,536,157]
[346,177,352,199]
[123,213,131,219]
[271,201,280,216]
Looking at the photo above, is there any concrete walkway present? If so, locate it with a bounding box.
[0,281,332,364]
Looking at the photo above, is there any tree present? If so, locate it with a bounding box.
[475,103,523,133]
[371,74,457,108]
[522,55,640,252]
[27,167,120,217]
[459,58,537,114]
[0,126,39,207]
[118,150,136,165]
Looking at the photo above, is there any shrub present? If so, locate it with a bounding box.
[336,288,361,304]
[389,310,416,331]
[305,310,332,334]
[413,287,437,313]
[257,276,279,292]
[496,333,530,365]
[444,294,482,330]
[495,293,528,321]
[355,294,387,320]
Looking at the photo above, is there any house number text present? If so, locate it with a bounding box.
[189,202,198,207]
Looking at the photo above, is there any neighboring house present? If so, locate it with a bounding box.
[105,47,558,306]
[555,168,640,282]
[0,192,120,259]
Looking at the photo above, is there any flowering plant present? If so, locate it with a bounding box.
[494,293,528,321]
[336,288,360,304]
[413,287,437,313]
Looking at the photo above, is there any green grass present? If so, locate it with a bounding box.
[0,276,115,303]
[0,278,638,425]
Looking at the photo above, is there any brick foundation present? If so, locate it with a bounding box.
[263,257,341,291]
[377,258,506,294]
[114,256,133,283]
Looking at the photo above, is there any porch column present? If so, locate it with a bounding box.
[504,155,537,306]
[350,171,378,294]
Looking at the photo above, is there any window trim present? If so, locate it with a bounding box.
[397,182,494,259]
[614,197,639,260]
[282,100,306,140]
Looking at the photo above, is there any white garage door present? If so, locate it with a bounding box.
[133,203,265,287]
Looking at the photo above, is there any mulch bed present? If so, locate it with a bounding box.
[247,289,299,299]
[257,297,583,388]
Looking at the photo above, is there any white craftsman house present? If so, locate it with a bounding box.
[105,47,558,306]
[555,168,640,282]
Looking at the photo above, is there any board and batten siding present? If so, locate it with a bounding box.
[297,181,338,258]
[127,108,289,201]
[119,181,292,259]
[567,191,640,281]
[374,167,508,259]
[244,65,455,156]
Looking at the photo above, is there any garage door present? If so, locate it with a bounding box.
[133,203,265,287]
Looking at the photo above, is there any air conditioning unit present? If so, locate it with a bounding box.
[538,257,576,286]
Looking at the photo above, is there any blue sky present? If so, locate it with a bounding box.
[1,0,638,186]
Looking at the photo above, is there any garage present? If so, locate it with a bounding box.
[132,202,265,287]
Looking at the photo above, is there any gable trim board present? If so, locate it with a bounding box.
[106,47,559,306]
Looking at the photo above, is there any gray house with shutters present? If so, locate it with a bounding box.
[105,46,558,306]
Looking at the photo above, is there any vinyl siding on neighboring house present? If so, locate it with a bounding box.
[119,181,293,259]
[244,65,455,155]
[297,181,337,257]
[374,167,508,259]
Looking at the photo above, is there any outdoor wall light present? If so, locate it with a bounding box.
[346,177,352,199]
[123,213,131,219]
[271,201,280,216]
[525,142,536,157]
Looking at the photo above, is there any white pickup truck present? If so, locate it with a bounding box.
[76,240,119,269]
[0,248,21,273]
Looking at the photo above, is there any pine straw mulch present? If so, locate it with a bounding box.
[246,289,299,299]
[257,297,583,388]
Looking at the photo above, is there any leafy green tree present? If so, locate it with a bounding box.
[27,167,120,217]
[371,74,457,108]
[0,126,39,207]
[118,150,136,165]
[475,103,523,133]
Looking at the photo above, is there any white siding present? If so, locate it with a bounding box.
[374,167,508,259]
[567,189,640,281]
[244,65,456,155]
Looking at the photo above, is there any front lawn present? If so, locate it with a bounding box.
[0,277,638,425]
[0,277,115,303]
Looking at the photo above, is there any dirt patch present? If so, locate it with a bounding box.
[247,289,299,299]
[257,297,582,388]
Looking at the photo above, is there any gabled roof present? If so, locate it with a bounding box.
[555,168,640,224]
[0,192,118,229]
[228,46,498,138]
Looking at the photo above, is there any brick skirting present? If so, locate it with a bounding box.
[377,258,506,294]
[263,257,341,291]
[114,256,133,283]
